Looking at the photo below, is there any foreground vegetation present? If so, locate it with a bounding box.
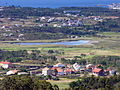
[69,75,120,90]
[1,75,120,90]
[0,75,59,90]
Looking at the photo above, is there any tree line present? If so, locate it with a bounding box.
[69,75,120,90]
[0,75,59,90]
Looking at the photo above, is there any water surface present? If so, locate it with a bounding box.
[0,0,120,8]
[11,40,89,45]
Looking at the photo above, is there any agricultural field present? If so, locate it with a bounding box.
[0,32,120,59]
[47,78,77,90]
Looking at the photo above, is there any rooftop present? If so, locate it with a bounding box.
[0,62,11,64]
[92,68,102,73]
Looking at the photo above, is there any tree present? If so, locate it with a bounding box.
[0,76,59,90]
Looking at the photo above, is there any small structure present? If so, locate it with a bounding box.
[109,70,116,76]
[0,62,12,69]
[54,63,65,68]
[73,63,81,71]
[6,70,20,75]
[51,67,64,75]
[42,67,53,76]
[18,72,29,75]
[86,64,95,72]
[64,68,73,75]
[57,68,64,75]
[92,68,104,76]
[86,64,95,69]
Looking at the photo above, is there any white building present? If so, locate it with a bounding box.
[0,62,12,69]
[6,70,20,75]
[42,67,53,76]
[73,63,81,71]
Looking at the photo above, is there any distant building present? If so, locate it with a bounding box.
[64,68,73,75]
[42,67,53,76]
[0,62,12,69]
[6,70,20,75]
[54,63,65,68]
[86,64,95,68]
[73,63,81,71]
[109,70,116,76]
[18,72,29,75]
[51,67,65,75]
[92,68,104,76]
[56,68,64,75]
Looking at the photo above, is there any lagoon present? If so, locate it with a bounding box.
[10,40,89,45]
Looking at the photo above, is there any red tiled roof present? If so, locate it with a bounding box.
[57,68,64,72]
[92,68,102,73]
[0,62,11,64]
[51,67,64,72]
[64,69,72,72]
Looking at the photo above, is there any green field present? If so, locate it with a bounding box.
[47,78,77,90]
[0,32,120,58]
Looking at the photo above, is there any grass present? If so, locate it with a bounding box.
[0,32,120,58]
[0,38,90,43]
[98,32,120,37]
[47,78,77,90]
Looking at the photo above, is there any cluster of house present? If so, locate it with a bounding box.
[0,23,25,41]
[0,61,117,77]
[0,61,29,76]
[36,16,84,27]
[42,63,117,76]
[36,15,120,28]
[108,3,120,10]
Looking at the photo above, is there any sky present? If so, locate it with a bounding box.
[0,0,120,8]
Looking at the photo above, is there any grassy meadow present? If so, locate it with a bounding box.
[0,32,120,58]
[47,78,77,90]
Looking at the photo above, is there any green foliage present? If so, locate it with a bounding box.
[69,75,120,90]
[61,58,87,65]
[96,18,120,32]
[0,49,58,63]
[90,56,120,68]
[0,75,59,90]
[0,50,28,62]
[2,6,120,18]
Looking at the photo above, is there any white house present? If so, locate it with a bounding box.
[0,62,12,69]
[73,63,81,71]
[42,67,53,76]
[6,70,20,75]
[18,72,29,75]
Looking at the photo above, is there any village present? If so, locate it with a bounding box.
[0,61,117,80]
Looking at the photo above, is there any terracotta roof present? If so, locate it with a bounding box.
[92,68,102,73]
[0,62,11,64]
[51,67,59,70]
[57,68,64,72]
[64,69,72,72]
